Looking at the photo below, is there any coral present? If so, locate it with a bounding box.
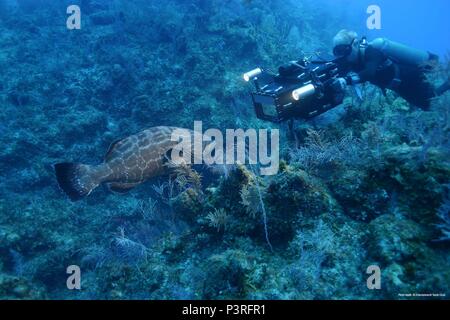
[264,167,335,246]
[171,188,205,225]
[435,185,450,241]
[0,273,47,299]
[289,129,365,177]
[200,250,249,299]
[379,143,449,222]
[240,183,265,219]
[368,214,430,264]
[328,169,390,222]
[205,208,230,232]
[368,213,450,297]
[113,227,148,265]
[286,220,334,294]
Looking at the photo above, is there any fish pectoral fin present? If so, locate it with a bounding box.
[108,182,141,194]
[104,139,124,162]
[163,148,193,168]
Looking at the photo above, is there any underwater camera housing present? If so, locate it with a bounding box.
[244,57,341,123]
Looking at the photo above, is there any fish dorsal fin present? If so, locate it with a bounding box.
[104,139,124,162]
[108,182,141,194]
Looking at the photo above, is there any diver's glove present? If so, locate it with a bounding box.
[344,73,361,85]
[331,77,348,91]
[330,77,348,105]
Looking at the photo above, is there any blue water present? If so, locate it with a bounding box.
[317,0,450,57]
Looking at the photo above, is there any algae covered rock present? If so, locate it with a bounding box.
[369,214,450,297]
[200,249,250,299]
[171,188,205,226]
[381,144,449,222]
[264,167,335,245]
[204,166,258,236]
[329,169,390,222]
[0,274,47,299]
[368,214,431,264]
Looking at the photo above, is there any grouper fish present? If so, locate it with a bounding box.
[54,126,195,201]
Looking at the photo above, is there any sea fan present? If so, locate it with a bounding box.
[240,184,266,219]
[113,227,148,264]
[205,208,230,232]
[289,129,363,173]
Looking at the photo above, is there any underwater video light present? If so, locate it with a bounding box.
[292,84,316,101]
[243,68,263,82]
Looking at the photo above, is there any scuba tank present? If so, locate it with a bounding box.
[368,37,437,66]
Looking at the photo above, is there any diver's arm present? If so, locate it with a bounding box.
[353,47,387,83]
[336,74,363,101]
[356,61,380,82]
[344,73,362,85]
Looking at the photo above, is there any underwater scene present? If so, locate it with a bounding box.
[0,0,449,300]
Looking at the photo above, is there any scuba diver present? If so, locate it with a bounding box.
[332,29,450,110]
[244,30,449,123]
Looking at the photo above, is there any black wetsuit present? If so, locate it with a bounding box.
[340,46,437,110]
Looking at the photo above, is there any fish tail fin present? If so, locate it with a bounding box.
[54,163,100,201]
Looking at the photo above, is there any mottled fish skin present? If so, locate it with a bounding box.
[95,126,190,185]
[54,126,194,201]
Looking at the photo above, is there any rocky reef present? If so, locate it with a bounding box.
[0,0,449,299]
